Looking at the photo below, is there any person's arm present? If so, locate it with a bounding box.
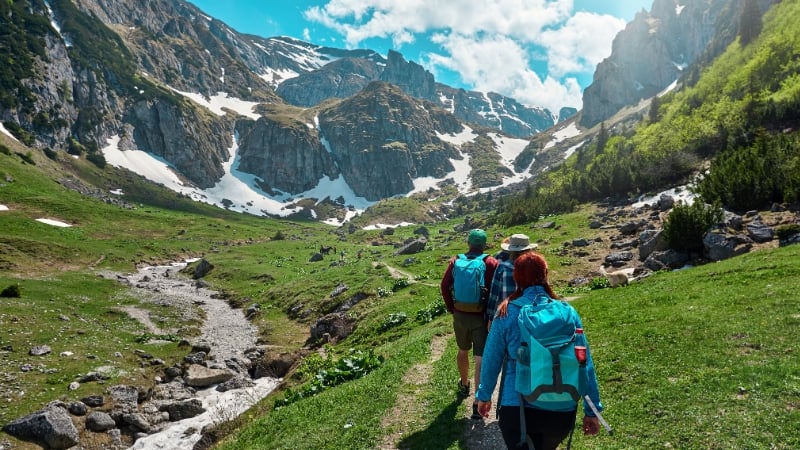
[440,259,456,313]
[475,316,505,403]
[577,316,603,418]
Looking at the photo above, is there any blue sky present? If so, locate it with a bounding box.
[187,0,653,113]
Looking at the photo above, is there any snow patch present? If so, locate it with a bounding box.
[544,122,581,149]
[36,218,72,227]
[44,1,72,47]
[170,89,261,120]
[0,122,19,142]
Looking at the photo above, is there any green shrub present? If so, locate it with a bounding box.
[416,301,445,323]
[776,224,800,240]
[86,151,106,168]
[588,277,610,290]
[43,147,58,160]
[391,278,410,291]
[0,284,22,298]
[696,132,800,212]
[378,312,407,332]
[274,349,383,409]
[663,201,724,253]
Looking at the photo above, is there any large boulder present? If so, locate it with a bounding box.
[644,249,690,271]
[703,229,753,261]
[85,411,117,432]
[184,364,234,388]
[159,399,205,421]
[310,312,355,343]
[395,237,427,255]
[639,229,669,261]
[2,405,79,449]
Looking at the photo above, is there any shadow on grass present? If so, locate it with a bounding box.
[397,398,466,449]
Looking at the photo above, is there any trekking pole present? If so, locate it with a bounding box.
[584,395,613,436]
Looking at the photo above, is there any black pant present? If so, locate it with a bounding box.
[497,406,576,450]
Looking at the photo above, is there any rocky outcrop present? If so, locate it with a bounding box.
[380,50,437,101]
[236,114,339,194]
[126,99,232,188]
[580,0,760,128]
[318,81,462,200]
[277,57,384,106]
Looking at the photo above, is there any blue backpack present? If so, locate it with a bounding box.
[513,295,587,407]
[452,253,488,312]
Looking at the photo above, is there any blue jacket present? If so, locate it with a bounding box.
[476,285,604,416]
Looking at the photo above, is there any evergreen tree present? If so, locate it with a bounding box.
[739,0,762,46]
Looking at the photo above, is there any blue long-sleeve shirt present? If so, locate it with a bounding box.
[476,285,604,416]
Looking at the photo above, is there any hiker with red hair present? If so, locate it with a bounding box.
[475,252,604,449]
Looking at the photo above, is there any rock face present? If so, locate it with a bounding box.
[580,0,765,128]
[317,81,463,200]
[236,116,339,194]
[1,0,559,209]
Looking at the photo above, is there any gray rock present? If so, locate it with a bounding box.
[159,399,205,421]
[122,413,152,433]
[216,376,256,392]
[183,364,234,388]
[81,395,105,407]
[703,230,753,261]
[85,411,117,432]
[604,251,634,267]
[29,345,52,356]
[639,229,668,261]
[746,222,774,243]
[67,401,87,416]
[644,250,690,271]
[395,237,427,255]
[108,385,139,409]
[2,405,79,449]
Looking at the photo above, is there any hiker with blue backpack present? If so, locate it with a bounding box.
[476,252,603,449]
[440,228,499,419]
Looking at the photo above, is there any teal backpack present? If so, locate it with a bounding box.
[514,294,586,405]
[512,294,588,448]
[452,253,488,312]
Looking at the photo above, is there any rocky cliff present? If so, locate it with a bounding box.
[1,0,562,210]
[316,81,463,200]
[580,0,767,128]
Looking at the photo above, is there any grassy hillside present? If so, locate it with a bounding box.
[210,240,800,450]
[3,124,800,450]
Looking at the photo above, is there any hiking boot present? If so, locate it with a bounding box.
[457,381,470,398]
[471,402,482,420]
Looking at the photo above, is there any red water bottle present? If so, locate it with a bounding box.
[575,328,587,363]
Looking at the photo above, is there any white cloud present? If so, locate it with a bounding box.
[540,12,627,77]
[303,27,311,41]
[304,0,631,110]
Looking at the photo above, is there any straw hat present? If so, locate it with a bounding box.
[500,233,537,251]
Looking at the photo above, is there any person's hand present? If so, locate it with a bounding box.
[496,298,509,318]
[583,416,600,435]
[477,400,492,418]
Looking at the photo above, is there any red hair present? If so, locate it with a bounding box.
[509,252,558,300]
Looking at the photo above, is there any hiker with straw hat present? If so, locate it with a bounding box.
[487,233,538,331]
